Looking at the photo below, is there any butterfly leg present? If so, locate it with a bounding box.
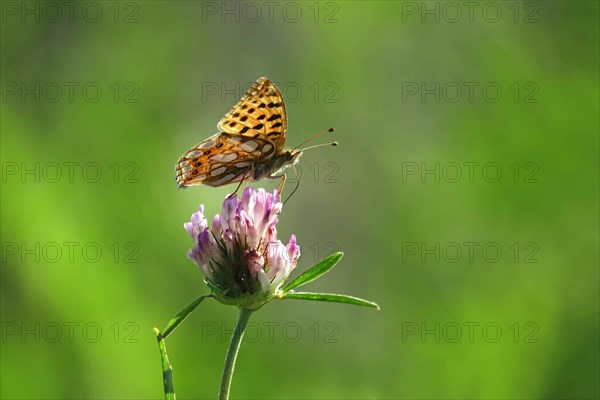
[228,179,245,198]
[267,173,286,193]
[228,167,252,198]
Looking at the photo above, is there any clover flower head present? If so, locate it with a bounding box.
[184,187,300,309]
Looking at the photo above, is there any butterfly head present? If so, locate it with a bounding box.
[283,149,303,165]
[265,141,337,179]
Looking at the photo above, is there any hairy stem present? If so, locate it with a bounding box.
[219,307,253,400]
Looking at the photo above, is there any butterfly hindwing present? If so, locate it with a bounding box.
[175,132,276,188]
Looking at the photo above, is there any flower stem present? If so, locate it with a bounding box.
[219,307,253,400]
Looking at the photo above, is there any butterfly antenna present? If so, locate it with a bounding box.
[293,128,335,151]
[283,167,301,205]
[300,141,338,152]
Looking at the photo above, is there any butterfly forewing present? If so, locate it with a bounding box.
[176,77,291,189]
[217,77,288,151]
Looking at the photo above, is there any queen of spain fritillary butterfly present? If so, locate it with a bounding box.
[175,77,335,191]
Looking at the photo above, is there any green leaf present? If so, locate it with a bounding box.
[163,294,212,338]
[282,291,380,310]
[282,252,344,293]
[154,328,176,400]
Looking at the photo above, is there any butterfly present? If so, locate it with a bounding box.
[175,77,335,191]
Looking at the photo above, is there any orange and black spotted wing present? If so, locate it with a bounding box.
[175,132,277,188]
[217,77,288,152]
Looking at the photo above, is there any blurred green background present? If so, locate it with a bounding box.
[1,1,598,399]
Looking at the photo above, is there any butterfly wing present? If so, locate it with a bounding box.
[217,77,288,152]
[175,132,277,188]
[176,77,288,189]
